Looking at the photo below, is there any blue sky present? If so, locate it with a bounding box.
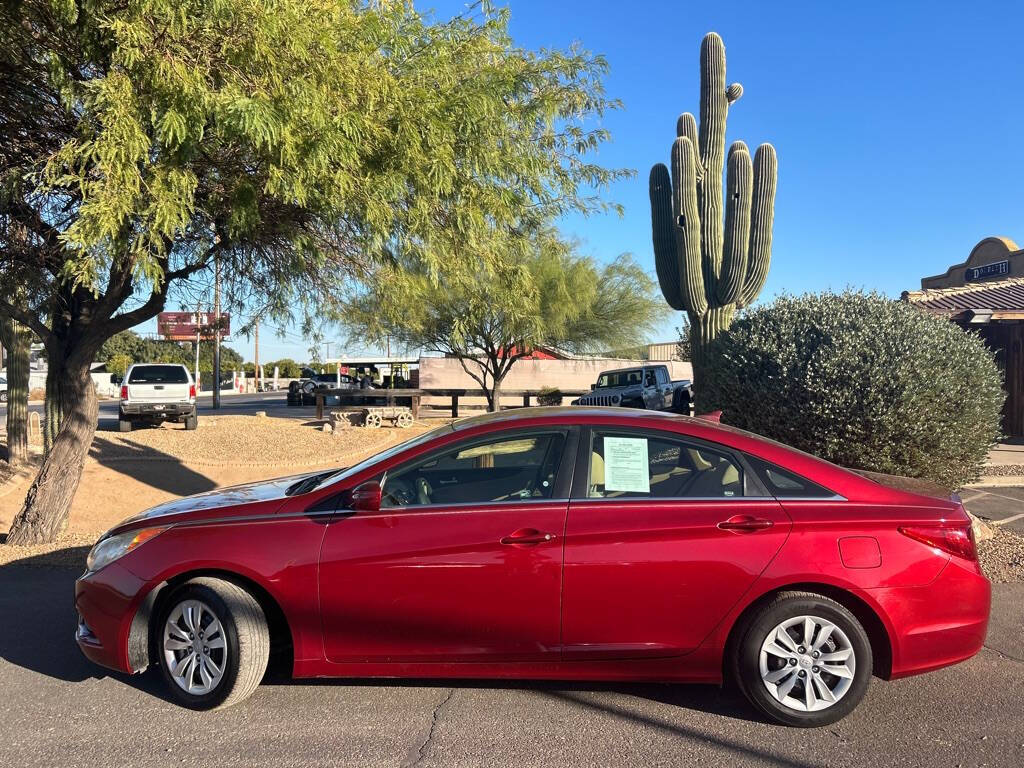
[145,0,1024,362]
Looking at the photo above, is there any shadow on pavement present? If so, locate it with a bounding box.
[0,551,168,700]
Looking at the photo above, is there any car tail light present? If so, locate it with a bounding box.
[898,523,977,561]
[120,385,128,400]
[189,384,196,399]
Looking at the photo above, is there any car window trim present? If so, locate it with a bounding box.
[379,426,578,511]
[571,425,773,501]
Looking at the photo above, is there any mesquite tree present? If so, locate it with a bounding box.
[649,32,777,376]
[343,227,668,411]
[0,0,626,544]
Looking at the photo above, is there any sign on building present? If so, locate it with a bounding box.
[965,260,1009,283]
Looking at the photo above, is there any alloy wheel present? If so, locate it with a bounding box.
[162,599,228,695]
[758,615,856,712]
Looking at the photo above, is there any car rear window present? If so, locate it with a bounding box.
[128,365,189,384]
[744,454,836,498]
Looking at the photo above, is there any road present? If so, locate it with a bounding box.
[0,391,300,430]
[1,560,1021,768]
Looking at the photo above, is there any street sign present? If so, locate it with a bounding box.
[157,312,231,341]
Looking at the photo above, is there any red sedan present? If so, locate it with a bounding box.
[75,407,990,726]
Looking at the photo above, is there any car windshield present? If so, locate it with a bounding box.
[597,369,642,388]
[128,365,189,384]
[298,422,455,494]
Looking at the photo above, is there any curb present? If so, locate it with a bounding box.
[967,476,1024,488]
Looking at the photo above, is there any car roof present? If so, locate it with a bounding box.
[597,366,652,375]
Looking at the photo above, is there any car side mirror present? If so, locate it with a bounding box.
[110,374,122,385]
[590,383,596,390]
[349,481,381,512]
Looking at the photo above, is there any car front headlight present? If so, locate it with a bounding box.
[86,527,168,573]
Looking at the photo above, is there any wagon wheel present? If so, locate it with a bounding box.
[363,411,382,428]
[396,411,414,428]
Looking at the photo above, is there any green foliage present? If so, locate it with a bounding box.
[2,0,627,338]
[700,291,1005,490]
[649,32,777,367]
[106,354,133,380]
[267,359,302,378]
[537,387,564,406]
[344,226,668,409]
[100,330,241,374]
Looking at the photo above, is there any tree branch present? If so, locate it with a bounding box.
[0,297,53,344]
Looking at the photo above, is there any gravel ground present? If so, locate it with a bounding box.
[88,415,438,466]
[979,526,1024,583]
[982,463,1024,476]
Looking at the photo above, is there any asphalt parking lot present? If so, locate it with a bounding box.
[1,560,1022,768]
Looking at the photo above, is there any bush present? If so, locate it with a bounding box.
[700,291,1005,490]
[537,387,563,406]
[106,353,133,380]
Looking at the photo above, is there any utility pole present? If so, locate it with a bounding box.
[254,319,261,391]
[213,255,221,409]
[194,301,201,393]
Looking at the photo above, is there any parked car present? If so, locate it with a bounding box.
[117,363,197,432]
[574,364,692,413]
[0,375,7,403]
[75,407,989,725]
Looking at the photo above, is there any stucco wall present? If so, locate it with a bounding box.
[417,356,693,410]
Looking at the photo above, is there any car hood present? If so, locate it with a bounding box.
[115,469,336,529]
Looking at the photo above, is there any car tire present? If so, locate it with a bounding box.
[732,591,872,727]
[118,418,132,432]
[184,413,198,431]
[0,391,7,403]
[154,577,269,711]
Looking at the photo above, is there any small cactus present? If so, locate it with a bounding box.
[650,32,777,376]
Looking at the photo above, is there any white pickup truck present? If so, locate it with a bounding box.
[118,363,197,432]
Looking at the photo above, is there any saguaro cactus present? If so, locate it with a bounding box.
[649,32,777,374]
[0,317,31,466]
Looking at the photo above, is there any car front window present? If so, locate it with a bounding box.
[381,431,567,508]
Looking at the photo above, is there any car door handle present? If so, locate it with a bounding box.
[718,515,774,532]
[436,478,458,485]
[500,528,555,546]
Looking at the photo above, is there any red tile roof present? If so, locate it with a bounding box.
[902,277,1024,317]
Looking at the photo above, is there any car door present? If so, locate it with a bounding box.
[654,367,673,409]
[319,427,576,663]
[561,426,791,659]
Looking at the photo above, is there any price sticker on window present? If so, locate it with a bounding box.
[603,437,650,493]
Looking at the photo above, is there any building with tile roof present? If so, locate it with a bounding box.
[905,237,1024,435]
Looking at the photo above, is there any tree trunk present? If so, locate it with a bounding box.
[689,305,734,410]
[484,379,504,412]
[5,360,97,545]
[0,318,31,467]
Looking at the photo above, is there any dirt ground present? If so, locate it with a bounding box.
[0,415,438,541]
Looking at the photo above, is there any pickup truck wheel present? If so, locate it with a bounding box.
[118,418,132,432]
[184,413,198,431]
[674,391,691,415]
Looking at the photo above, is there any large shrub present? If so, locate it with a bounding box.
[700,291,1005,490]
